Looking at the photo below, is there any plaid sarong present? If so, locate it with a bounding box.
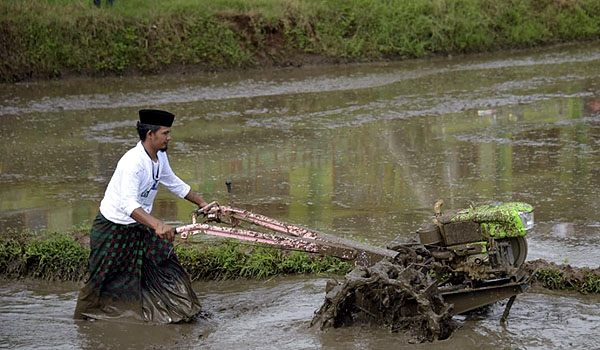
[74,212,201,323]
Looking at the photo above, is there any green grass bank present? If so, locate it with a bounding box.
[1,0,599,82]
[0,230,353,281]
[2,229,600,295]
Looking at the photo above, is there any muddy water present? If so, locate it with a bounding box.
[2,43,600,348]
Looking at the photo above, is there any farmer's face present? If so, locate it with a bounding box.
[148,126,171,152]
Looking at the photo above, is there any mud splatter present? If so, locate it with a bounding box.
[310,257,600,343]
[310,258,457,343]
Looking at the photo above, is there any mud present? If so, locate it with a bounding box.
[311,257,600,343]
[524,259,600,292]
[311,258,457,343]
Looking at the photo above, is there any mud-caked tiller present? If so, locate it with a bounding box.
[176,200,535,321]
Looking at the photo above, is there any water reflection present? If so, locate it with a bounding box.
[1,44,600,267]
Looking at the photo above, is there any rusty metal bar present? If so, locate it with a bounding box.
[220,206,320,239]
[218,206,398,262]
[176,222,360,260]
[177,206,399,266]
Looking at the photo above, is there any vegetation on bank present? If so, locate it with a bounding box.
[535,269,600,294]
[0,230,353,281]
[1,0,600,82]
[177,242,353,280]
[2,230,600,296]
[526,259,600,294]
[0,230,89,281]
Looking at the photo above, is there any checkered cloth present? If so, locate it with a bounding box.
[74,212,201,323]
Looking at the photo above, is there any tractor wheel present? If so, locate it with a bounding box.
[503,236,528,267]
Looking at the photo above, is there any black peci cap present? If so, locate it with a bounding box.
[139,109,175,127]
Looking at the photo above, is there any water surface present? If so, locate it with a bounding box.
[1,43,600,348]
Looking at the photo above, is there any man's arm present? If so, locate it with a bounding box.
[131,191,208,243]
[130,208,174,242]
[184,190,208,208]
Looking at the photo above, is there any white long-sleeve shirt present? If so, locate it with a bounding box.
[99,141,191,225]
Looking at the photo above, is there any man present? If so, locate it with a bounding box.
[74,109,209,323]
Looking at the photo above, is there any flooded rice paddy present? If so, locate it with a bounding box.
[1,42,600,348]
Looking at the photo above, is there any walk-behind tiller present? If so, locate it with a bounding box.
[176,200,534,326]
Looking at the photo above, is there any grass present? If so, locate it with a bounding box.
[0,230,89,281]
[535,268,600,294]
[1,0,599,82]
[176,242,353,280]
[0,230,353,281]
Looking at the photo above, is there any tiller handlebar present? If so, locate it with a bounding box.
[176,202,398,266]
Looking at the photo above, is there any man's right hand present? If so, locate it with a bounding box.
[131,207,175,243]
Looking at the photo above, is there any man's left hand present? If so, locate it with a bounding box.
[156,223,175,243]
